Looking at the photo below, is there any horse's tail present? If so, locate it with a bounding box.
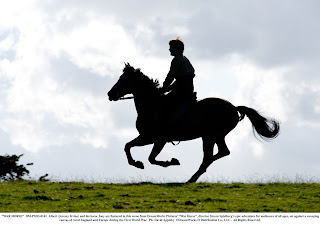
[237,106,280,141]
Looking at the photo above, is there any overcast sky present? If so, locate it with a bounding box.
[0,0,319,183]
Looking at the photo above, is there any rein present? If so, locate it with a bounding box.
[119,96,134,100]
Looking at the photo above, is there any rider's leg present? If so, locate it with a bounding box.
[164,91,196,128]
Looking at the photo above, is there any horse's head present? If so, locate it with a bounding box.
[108,63,136,101]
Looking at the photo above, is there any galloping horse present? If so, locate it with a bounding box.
[108,63,280,182]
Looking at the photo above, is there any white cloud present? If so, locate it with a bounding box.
[0,33,16,53]
[250,141,264,159]
[3,72,116,152]
[49,17,139,77]
[232,58,289,122]
[0,2,136,152]
[0,0,319,181]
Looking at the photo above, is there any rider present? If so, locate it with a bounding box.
[160,37,196,127]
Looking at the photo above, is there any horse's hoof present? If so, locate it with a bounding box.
[171,158,180,165]
[134,161,144,169]
[187,175,198,183]
[187,179,195,183]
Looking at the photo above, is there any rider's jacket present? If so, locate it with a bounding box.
[163,54,195,100]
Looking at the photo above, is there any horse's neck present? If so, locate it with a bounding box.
[132,75,160,117]
[134,93,158,117]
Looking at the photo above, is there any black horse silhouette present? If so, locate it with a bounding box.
[108,63,280,182]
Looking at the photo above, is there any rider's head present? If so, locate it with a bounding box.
[169,37,184,55]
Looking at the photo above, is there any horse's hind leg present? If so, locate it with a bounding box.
[188,137,215,183]
[188,137,230,183]
[148,141,180,167]
[214,138,230,160]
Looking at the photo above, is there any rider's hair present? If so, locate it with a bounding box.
[169,37,184,54]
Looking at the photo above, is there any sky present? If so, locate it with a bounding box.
[0,0,319,183]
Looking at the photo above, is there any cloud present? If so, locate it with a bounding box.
[232,59,289,120]
[0,0,319,181]
[48,17,139,77]
[0,2,140,152]
[183,0,320,68]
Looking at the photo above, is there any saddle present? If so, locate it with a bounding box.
[158,92,197,129]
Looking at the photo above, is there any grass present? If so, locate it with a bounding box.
[0,181,319,212]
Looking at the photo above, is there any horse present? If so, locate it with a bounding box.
[108,63,280,182]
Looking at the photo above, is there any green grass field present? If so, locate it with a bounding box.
[0,181,319,212]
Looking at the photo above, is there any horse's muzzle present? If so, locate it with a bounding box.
[107,90,118,101]
[108,89,121,101]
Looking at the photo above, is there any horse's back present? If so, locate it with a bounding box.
[197,97,234,106]
[196,97,237,118]
[198,97,239,133]
[170,97,239,140]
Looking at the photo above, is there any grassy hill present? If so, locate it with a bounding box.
[0,181,319,212]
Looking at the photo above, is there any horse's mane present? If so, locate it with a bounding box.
[134,68,160,91]
[124,64,161,94]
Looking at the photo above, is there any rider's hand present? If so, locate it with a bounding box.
[159,87,166,94]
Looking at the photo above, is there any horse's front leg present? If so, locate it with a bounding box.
[124,135,153,169]
[148,141,180,167]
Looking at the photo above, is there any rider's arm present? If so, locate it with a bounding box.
[165,81,176,92]
[162,57,179,91]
